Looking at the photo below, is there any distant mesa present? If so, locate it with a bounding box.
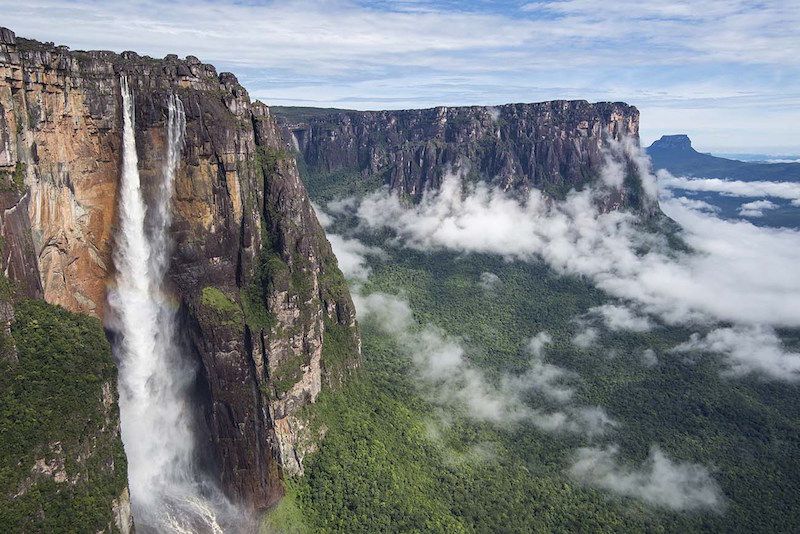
[647,134,800,182]
[649,134,693,151]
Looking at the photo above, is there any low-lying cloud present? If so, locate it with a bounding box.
[354,291,615,436]
[356,177,800,329]
[346,145,800,381]
[588,304,653,332]
[326,234,386,281]
[317,173,732,511]
[569,445,724,511]
[672,326,800,381]
[738,199,779,218]
[659,174,800,206]
[478,271,502,292]
[572,326,600,349]
[668,196,720,213]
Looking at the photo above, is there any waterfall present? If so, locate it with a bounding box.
[111,77,243,532]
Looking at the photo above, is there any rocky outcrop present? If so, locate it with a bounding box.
[0,26,359,515]
[274,102,649,209]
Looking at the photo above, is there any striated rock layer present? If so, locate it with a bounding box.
[0,26,360,515]
[274,102,650,210]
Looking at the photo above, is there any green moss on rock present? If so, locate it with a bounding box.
[200,286,244,326]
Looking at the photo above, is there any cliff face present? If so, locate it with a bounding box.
[0,26,359,517]
[274,102,646,208]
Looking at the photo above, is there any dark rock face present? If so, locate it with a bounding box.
[0,27,360,514]
[274,101,644,207]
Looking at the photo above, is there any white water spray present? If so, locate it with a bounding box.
[111,77,240,532]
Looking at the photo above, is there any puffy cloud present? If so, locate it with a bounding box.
[641,348,659,367]
[325,196,359,216]
[672,326,800,381]
[478,271,502,291]
[317,201,387,281]
[569,445,724,511]
[311,201,333,227]
[572,327,600,349]
[667,196,721,213]
[588,304,653,332]
[354,292,614,435]
[326,234,386,281]
[349,144,800,380]
[515,333,575,404]
[738,199,779,218]
[355,166,800,330]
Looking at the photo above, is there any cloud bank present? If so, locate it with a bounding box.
[738,199,779,218]
[672,326,800,381]
[354,291,614,436]
[659,175,800,206]
[344,148,800,381]
[320,172,728,511]
[356,175,800,330]
[569,446,724,511]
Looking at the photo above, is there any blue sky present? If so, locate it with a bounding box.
[2,0,798,152]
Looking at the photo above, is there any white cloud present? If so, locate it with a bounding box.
[569,445,724,511]
[356,166,800,331]
[738,199,778,218]
[668,196,720,213]
[3,0,799,150]
[348,141,800,381]
[478,271,501,291]
[672,326,800,381]
[311,201,333,227]
[641,349,659,367]
[517,333,575,403]
[572,327,599,349]
[659,174,800,205]
[325,196,359,216]
[326,234,386,281]
[589,304,653,332]
[354,291,615,435]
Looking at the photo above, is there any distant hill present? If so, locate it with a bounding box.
[647,135,800,182]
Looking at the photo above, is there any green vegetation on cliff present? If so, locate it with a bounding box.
[201,286,245,326]
[0,299,128,533]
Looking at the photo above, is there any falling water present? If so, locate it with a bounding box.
[110,77,243,532]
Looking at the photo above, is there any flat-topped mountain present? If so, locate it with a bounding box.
[273,102,654,211]
[647,134,800,181]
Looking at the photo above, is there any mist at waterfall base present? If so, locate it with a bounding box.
[108,78,250,533]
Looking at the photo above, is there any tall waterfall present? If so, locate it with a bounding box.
[111,77,242,532]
